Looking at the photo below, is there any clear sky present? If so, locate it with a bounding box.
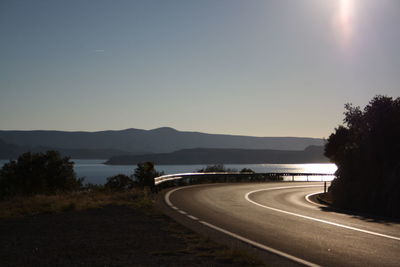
[1,0,399,138]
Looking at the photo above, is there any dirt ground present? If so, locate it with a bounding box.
[0,205,262,266]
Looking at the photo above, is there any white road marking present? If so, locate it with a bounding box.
[305,192,324,206]
[245,186,400,241]
[187,215,199,221]
[165,185,320,267]
[199,220,319,267]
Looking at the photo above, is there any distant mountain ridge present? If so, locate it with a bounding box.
[0,138,133,160]
[0,127,324,157]
[105,146,329,165]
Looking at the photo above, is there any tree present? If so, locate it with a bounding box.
[197,164,236,172]
[134,162,163,189]
[0,151,83,198]
[325,95,400,217]
[105,174,135,191]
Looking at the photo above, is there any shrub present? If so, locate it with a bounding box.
[134,162,164,189]
[105,174,135,191]
[0,151,83,199]
[197,164,236,173]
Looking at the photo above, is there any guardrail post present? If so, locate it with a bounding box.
[324,181,327,193]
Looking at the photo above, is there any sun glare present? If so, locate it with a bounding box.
[334,0,355,49]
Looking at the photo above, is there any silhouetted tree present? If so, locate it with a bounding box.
[197,164,236,172]
[134,162,163,190]
[0,151,83,198]
[325,95,400,217]
[196,164,239,183]
[105,174,135,191]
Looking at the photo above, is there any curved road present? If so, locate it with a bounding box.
[163,182,400,266]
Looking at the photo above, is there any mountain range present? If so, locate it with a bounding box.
[105,146,329,165]
[0,127,325,161]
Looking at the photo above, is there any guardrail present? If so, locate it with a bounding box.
[154,172,334,186]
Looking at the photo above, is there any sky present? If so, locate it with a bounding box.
[0,0,399,138]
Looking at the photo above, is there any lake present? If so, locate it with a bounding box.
[0,159,337,184]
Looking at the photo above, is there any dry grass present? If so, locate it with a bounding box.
[0,188,154,218]
[189,236,264,265]
[0,188,265,266]
[162,219,265,266]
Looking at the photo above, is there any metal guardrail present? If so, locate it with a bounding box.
[154,172,235,185]
[154,172,335,185]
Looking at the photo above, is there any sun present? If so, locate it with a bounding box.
[334,0,355,49]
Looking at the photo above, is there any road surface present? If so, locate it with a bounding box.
[162,182,400,266]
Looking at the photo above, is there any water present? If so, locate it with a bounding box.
[0,159,337,184]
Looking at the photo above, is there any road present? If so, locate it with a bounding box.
[162,182,400,266]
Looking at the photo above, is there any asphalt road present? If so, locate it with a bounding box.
[163,182,400,266]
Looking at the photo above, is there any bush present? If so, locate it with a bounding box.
[105,174,135,191]
[134,162,163,189]
[197,164,236,173]
[325,95,400,217]
[0,151,83,199]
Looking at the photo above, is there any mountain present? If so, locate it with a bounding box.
[0,127,324,154]
[105,146,328,165]
[0,138,133,160]
[29,147,133,159]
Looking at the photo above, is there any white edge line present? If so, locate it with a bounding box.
[165,185,320,267]
[305,192,325,206]
[187,215,199,221]
[246,187,400,242]
[198,220,319,267]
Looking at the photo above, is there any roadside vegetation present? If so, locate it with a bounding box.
[325,95,400,218]
[0,151,83,199]
[197,164,237,172]
[0,188,153,218]
[0,152,264,266]
[0,152,162,217]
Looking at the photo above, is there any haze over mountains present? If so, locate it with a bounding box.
[0,127,326,162]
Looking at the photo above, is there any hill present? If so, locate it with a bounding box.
[0,127,323,156]
[105,146,328,165]
[0,138,132,160]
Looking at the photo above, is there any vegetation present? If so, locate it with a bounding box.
[134,161,164,190]
[0,155,264,266]
[0,151,83,199]
[0,188,154,218]
[0,198,263,267]
[325,95,400,217]
[240,168,255,173]
[197,164,237,172]
[104,174,136,191]
[0,153,164,216]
